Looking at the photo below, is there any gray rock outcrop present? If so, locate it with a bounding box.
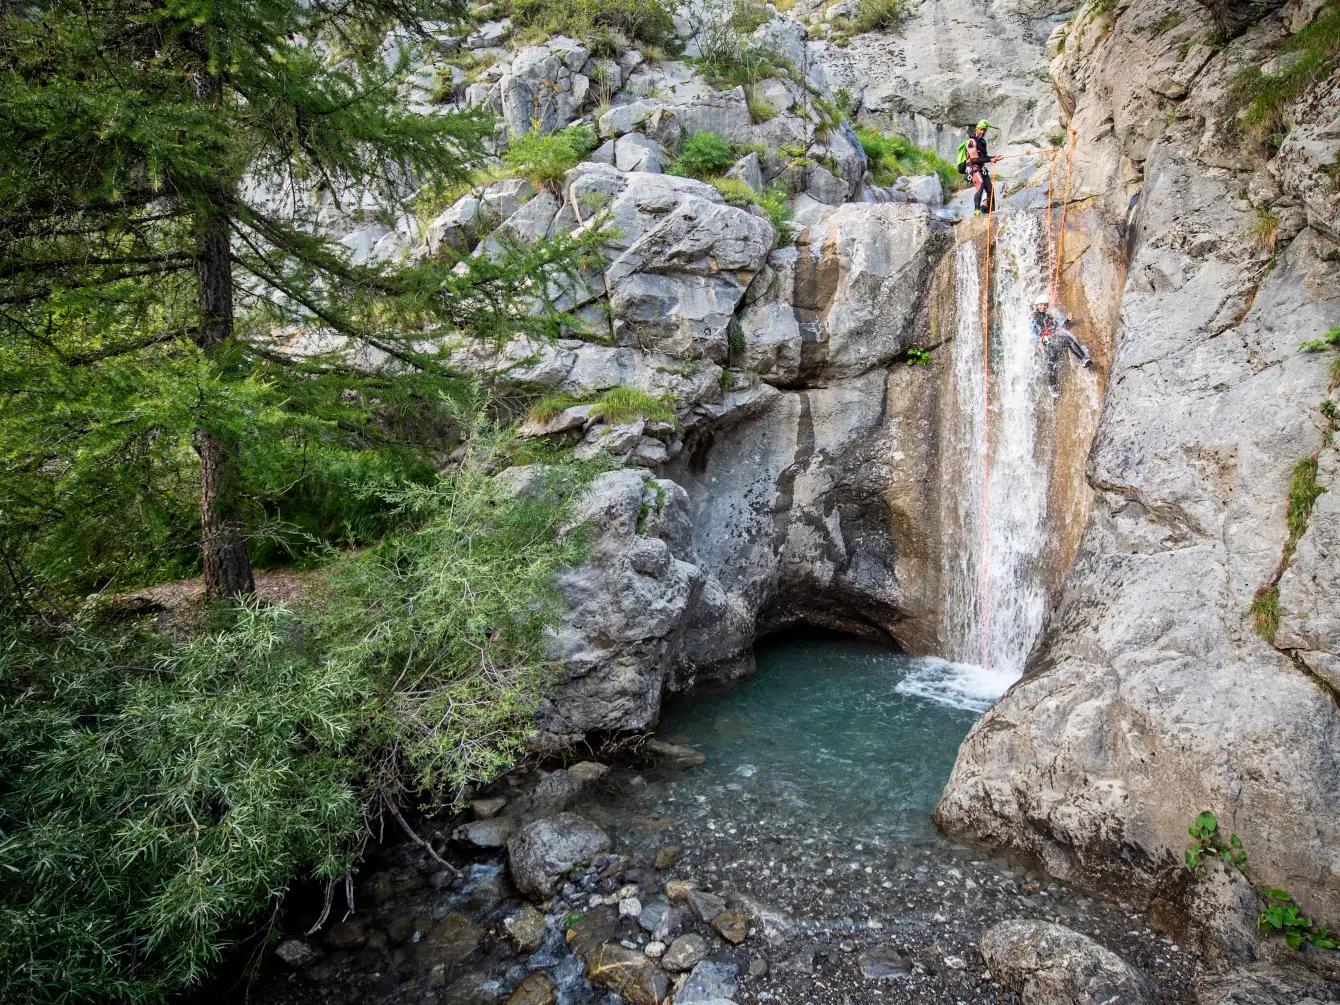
[536,468,717,741]
[499,38,592,135]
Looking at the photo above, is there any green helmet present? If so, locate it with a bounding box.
[977,119,991,130]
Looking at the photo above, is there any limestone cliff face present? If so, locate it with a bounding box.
[318,0,1340,959]
[936,0,1340,961]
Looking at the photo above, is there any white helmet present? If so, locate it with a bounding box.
[1034,298,1050,309]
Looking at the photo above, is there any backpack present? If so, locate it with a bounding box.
[957,137,982,173]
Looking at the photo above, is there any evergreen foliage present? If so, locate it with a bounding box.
[0,3,606,999]
[0,0,591,598]
[0,606,369,1003]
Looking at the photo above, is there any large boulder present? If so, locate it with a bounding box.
[506,813,611,899]
[980,920,1156,1005]
[565,166,774,363]
[499,38,591,136]
[793,202,950,380]
[537,469,709,740]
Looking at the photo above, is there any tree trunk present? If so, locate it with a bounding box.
[195,428,255,598]
[194,196,254,597]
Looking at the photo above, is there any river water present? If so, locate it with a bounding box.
[656,635,1016,842]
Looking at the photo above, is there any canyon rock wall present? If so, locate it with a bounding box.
[936,0,1340,962]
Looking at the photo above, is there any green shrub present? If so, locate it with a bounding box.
[1185,811,1337,951]
[691,0,792,88]
[906,346,932,366]
[504,0,681,48]
[669,131,736,179]
[504,125,596,186]
[856,126,964,192]
[0,427,598,1002]
[851,0,910,32]
[0,607,369,1003]
[1298,325,1340,352]
[746,91,778,122]
[1260,890,1338,950]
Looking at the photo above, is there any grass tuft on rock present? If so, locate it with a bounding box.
[589,386,677,425]
[1251,585,1281,642]
[1284,455,1324,562]
[1226,1,1340,148]
[502,0,681,50]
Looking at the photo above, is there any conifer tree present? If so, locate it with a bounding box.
[0,0,580,597]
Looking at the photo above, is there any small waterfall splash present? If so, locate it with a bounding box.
[938,211,1053,682]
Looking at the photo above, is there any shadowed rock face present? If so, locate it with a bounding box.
[1195,0,1288,36]
[935,0,1340,961]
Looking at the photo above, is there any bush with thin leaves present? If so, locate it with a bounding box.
[0,422,600,1002]
[856,126,964,193]
[0,606,369,1003]
[319,425,596,802]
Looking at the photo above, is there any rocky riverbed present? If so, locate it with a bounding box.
[230,637,1249,1005]
[235,748,1206,1005]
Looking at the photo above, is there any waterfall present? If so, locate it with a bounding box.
[939,212,1053,679]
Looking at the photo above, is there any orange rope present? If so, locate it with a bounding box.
[1052,128,1078,303]
[980,207,992,671]
[1045,144,1060,305]
[992,147,1061,161]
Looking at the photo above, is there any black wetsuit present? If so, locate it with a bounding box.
[1032,309,1092,396]
[966,134,994,214]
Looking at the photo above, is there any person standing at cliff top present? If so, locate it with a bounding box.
[958,120,1000,215]
[1032,298,1092,397]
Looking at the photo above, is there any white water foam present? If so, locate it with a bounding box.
[939,212,1053,690]
[895,657,1021,714]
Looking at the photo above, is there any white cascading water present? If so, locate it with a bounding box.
[900,211,1053,709]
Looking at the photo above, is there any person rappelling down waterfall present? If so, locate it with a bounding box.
[957,121,1000,215]
[1032,298,1093,397]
